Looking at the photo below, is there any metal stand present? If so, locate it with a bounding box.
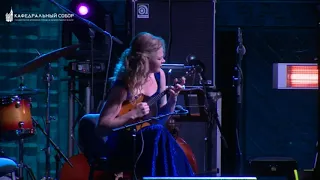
[132,128,137,180]
[17,122,34,180]
[89,28,95,113]
[43,63,54,180]
[212,0,217,87]
[68,76,88,156]
[97,14,114,113]
[85,82,91,114]
[33,118,73,180]
[68,76,75,157]
[234,27,246,175]
[198,69,228,175]
[55,154,60,180]
[204,114,213,173]
[197,69,214,172]
[17,140,36,180]
[67,75,88,156]
[202,83,214,173]
[18,138,24,180]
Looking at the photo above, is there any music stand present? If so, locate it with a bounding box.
[173,87,217,122]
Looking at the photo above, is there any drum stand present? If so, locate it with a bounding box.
[18,137,24,179]
[17,123,36,180]
[18,138,27,180]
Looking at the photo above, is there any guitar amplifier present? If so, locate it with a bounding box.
[126,0,216,86]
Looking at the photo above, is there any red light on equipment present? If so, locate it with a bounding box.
[286,65,318,88]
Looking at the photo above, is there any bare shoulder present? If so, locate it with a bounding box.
[159,69,167,92]
[102,85,127,111]
[159,68,166,79]
[158,69,167,106]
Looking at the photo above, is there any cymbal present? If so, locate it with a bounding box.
[0,87,42,96]
[7,44,82,79]
[64,49,108,61]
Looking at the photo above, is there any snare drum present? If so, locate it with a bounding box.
[0,96,35,141]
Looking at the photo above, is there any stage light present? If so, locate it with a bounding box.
[62,0,114,53]
[77,3,89,16]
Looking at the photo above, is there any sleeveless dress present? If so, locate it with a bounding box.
[105,72,195,177]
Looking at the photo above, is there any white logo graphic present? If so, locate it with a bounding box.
[137,3,149,19]
[4,8,74,22]
[5,7,13,22]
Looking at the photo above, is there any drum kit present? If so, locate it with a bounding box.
[0,44,80,180]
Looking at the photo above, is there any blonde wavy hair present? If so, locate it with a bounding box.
[112,32,166,99]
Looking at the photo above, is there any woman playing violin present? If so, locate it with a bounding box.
[95,32,195,178]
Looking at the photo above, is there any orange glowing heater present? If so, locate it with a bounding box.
[273,63,318,89]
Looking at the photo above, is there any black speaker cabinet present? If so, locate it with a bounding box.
[126,0,216,85]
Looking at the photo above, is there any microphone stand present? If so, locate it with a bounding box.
[235,27,246,175]
[98,15,115,112]
[43,63,54,180]
[48,0,123,45]
[198,70,228,174]
[33,118,73,179]
[112,110,188,180]
[89,28,95,113]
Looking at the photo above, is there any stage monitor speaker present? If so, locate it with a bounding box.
[126,0,216,86]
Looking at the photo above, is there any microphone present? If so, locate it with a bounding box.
[236,27,246,56]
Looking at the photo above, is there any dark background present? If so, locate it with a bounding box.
[0,0,319,179]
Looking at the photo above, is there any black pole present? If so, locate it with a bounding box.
[235,27,246,175]
[55,154,60,180]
